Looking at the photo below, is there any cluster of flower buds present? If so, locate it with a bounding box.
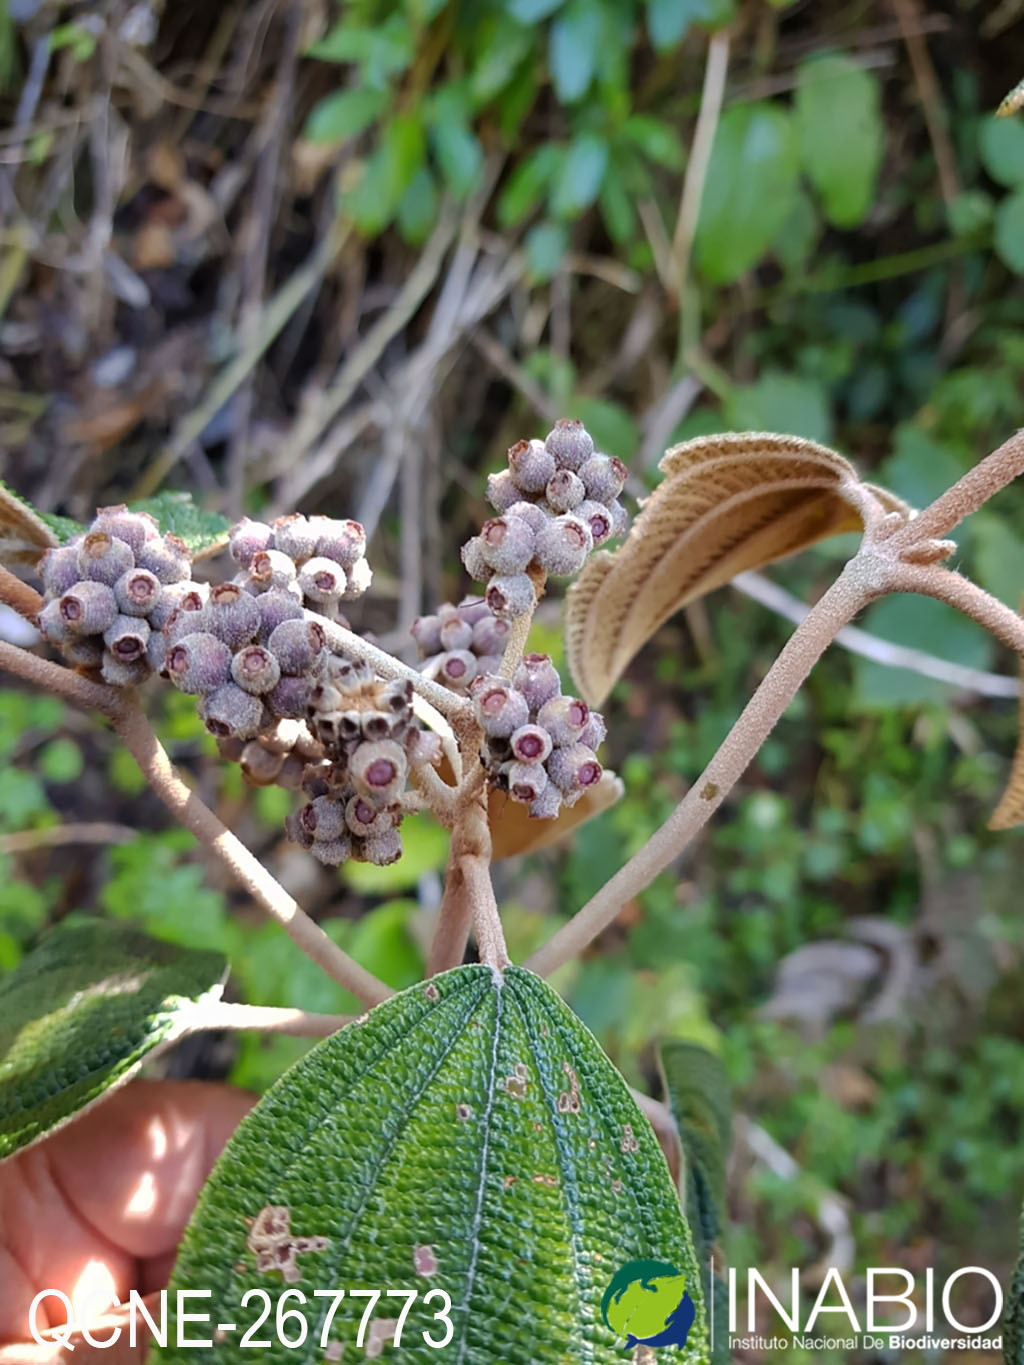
[215,719,324,792]
[410,597,511,693]
[35,506,194,685]
[283,655,441,867]
[227,514,371,621]
[470,652,605,819]
[460,419,629,619]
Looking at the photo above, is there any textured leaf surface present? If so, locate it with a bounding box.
[0,480,67,565]
[0,919,226,1160]
[1007,1209,1024,1364]
[991,644,1024,831]
[659,1043,731,1364]
[129,491,231,558]
[158,966,707,1364]
[565,432,911,705]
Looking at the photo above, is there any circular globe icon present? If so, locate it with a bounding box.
[601,1259,696,1350]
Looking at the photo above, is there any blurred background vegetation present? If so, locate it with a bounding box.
[2,0,1024,1359]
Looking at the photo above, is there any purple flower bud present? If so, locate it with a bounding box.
[350,738,408,803]
[268,619,325,675]
[313,518,366,569]
[480,515,536,575]
[509,723,553,765]
[277,754,306,789]
[103,614,150,663]
[285,808,315,849]
[256,589,305,640]
[206,583,261,649]
[135,534,191,584]
[113,568,161,617]
[310,835,352,867]
[266,674,311,719]
[439,616,473,652]
[536,694,590,746]
[271,514,319,564]
[461,536,489,583]
[166,632,232,694]
[438,650,478,689]
[249,548,298,592]
[575,500,614,547]
[544,418,594,472]
[77,531,134,586]
[579,711,607,750]
[406,727,442,769]
[36,599,69,644]
[485,572,536,620]
[91,505,159,554]
[59,580,118,635]
[579,454,628,503]
[486,469,521,512]
[229,517,274,568]
[471,613,510,657]
[301,795,348,841]
[146,631,167,674]
[345,794,393,839]
[231,644,282,695]
[546,743,603,796]
[239,742,285,788]
[508,438,556,494]
[609,499,629,538]
[471,676,530,737]
[200,683,264,740]
[455,596,492,625]
[149,583,206,631]
[357,828,402,866]
[298,556,346,604]
[504,501,549,534]
[534,515,592,576]
[529,784,563,820]
[545,469,585,513]
[341,557,372,599]
[411,613,443,655]
[505,760,548,804]
[39,545,83,598]
[513,652,561,710]
[100,652,151,687]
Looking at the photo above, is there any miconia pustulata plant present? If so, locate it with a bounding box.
[0,408,1023,1362]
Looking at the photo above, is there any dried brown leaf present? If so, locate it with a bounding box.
[566,432,912,705]
[990,649,1024,831]
[0,484,59,566]
[489,770,623,860]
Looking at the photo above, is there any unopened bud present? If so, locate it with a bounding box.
[231,644,281,695]
[92,505,159,555]
[579,712,607,750]
[609,499,629,538]
[504,501,549,534]
[455,597,492,625]
[284,808,315,849]
[505,760,548,804]
[59,580,118,635]
[358,828,402,866]
[114,567,161,617]
[310,835,352,867]
[438,650,478,689]
[472,677,530,737]
[250,548,298,592]
[509,723,553,765]
[406,728,442,768]
[313,518,366,569]
[411,613,443,655]
[485,572,536,620]
[536,694,589,746]
[508,438,556,494]
[146,631,167,674]
[39,545,82,597]
[480,515,536,575]
[103,614,150,663]
[268,619,325,675]
[149,582,206,630]
[200,682,264,740]
[166,632,232,694]
[534,514,592,576]
[36,598,69,644]
[545,469,585,513]
[486,469,521,512]
[62,636,104,669]
[229,517,274,568]
[349,738,408,802]
[266,675,312,719]
[529,784,563,820]
[341,557,372,599]
[345,794,392,839]
[574,500,614,546]
[579,453,627,503]
[471,613,510,657]
[277,754,306,789]
[461,536,489,582]
[100,652,151,687]
[135,534,191,584]
[239,741,285,787]
[301,795,348,841]
[546,743,603,796]
[298,556,346,604]
[513,652,561,710]
[544,418,594,472]
[271,514,319,563]
[206,582,261,649]
[256,590,305,640]
[77,531,134,586]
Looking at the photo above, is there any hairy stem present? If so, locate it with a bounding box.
[498,564,546,678]
[892,563,1024,655]
[0,565,43,621]
[0,640,118,714]
[185,1002,353,1037]
[113,698,393,1007]
[888,426,1024,550]
[525,560,878,977]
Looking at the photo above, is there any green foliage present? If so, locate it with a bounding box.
[794,53,883,228]
[158,967,706,1363]
[0,918,225,1159]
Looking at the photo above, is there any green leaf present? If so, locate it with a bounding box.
[879,424,965,507]
[647,0,735,50]
[853,595,994,707]
[498,144,562,227]
[509,0,564,18]
[550,0,602,104]
[980,115,1024,187]
[470,16,534,104]
[525,220,569,281]
[129,490,231,557]
[429,93,484,199]
[304,88,387,145]
[345,900,423,990]
[397,166,440,244]
[970,513,1024,607]
[599,165,637,243]
[344,814,447,895]
[995,188,1024,273]
[550,132,608,218]
[620,115,685,169]
[0,918,225,1160]
[794,53,883,228]
[659,1042,731,1364]
[157,967,707,1364]
[726,371,833,445]
[695,103,799,284]
[571,397,640,460]
[306,18,414,88]
[345,114,427,236]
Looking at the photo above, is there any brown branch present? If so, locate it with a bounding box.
[0,640,118,713]
[0,822,136,854]
[184,1002,353,1037]
[887,426,1024,551]
[891,563,1024,655]
[0,564,43,621]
